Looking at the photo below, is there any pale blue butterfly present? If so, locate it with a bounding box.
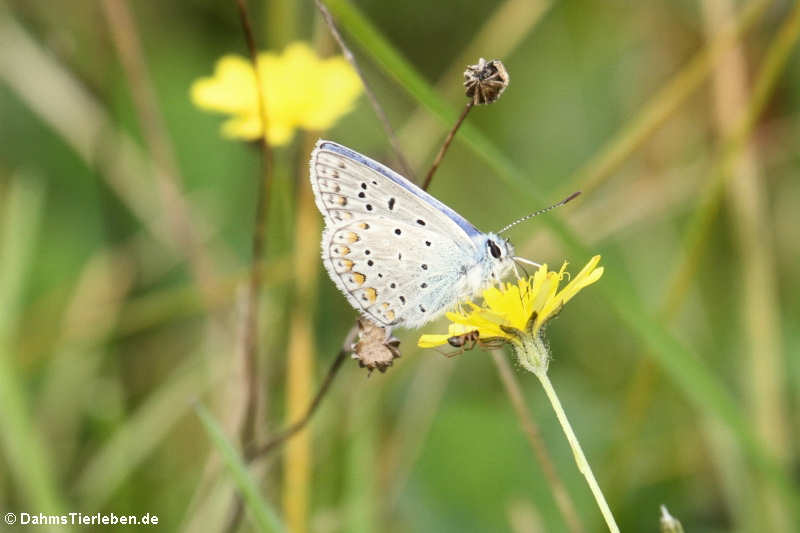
[309,140,569,330]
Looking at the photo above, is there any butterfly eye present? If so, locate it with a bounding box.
[488,240,502,259]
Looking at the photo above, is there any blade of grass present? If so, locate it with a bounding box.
[607,4,800,509]
[0,14,224,268]
[322,0,800,511]
[281,133,322,533]
[195,403,285,533]
[17,253,292,364]
[116,257,291,338]
[0,15,166,247]
[384,358,455,507]
[0,174,69,517]
[699,1,793,529]
[75,353,223,508]
[101,0,218,295]
[560,0,770,197]
[664,0,800,319]
[36,251,133,474]
[346,383,378,533]
[179,468,242,533]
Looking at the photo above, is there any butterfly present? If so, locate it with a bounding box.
[309,140,564,330]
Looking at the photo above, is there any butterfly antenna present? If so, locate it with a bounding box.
[514,257,541,268]
[497,191,581,234]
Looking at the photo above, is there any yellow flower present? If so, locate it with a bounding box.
[190,42,362,145]
[415,255,616,529]
[418,255,604,349]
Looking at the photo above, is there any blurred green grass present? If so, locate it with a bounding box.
[2,1,799,532]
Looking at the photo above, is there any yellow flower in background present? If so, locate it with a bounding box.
[191,42,362,145]
[418,256,604,350]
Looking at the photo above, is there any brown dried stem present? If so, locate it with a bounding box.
[314,0,414,180]
[247,341,351,459]
[233,0,274,453]
[223,4,274,532]
[421,101,474,191]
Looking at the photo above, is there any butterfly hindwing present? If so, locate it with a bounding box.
[311,140,480,327]
[322,218,471,327]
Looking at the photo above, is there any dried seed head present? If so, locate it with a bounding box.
[464,58,509,105]
[351,318,401,374]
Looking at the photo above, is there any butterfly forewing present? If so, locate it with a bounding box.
[311,140,480,328]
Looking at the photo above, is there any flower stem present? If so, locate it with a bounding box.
[421,100,473,191]
[534,370,620,533]
[491,351,586,533]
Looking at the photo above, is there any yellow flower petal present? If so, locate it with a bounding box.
[417,256,604,349]
[417,334,452,348]
[191,42,362,144]
[557,255,603,304]
[191,55,257,114]
[220,113,261,140]
[301,58,363,130]
[417,323,479,348]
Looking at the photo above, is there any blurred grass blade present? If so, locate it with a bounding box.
[666,0,800,317]
[0,174,69,517]
[194,403,285,533]
[346,386,378,533]
[564,0,769,196]
[282,135,321,533]
[323,0,800,510]
[75,353,222,508]
[0,14,184,252]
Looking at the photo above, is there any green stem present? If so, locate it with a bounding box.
[535,370,620,533]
